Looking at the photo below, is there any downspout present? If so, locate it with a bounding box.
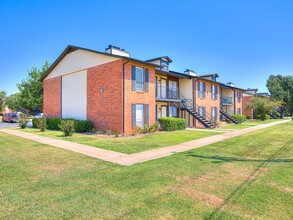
[122,59,129,136]
[234,89,236,114]
[193,77,198,127]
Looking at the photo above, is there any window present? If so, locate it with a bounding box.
[198,106,206,119]
[198,82,206,98]
[132,104,144,127]
[132,66,149,92]
[132,104,149,128]
[237,91,241,102]
[169,106,178,117]
[161,60,169,71]
[211,84,218,100]
[237,108,241,114]
[211,107,218,121]
[135,67,144,91]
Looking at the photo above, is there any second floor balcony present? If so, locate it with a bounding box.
[221,96,233,105]
[156,86,180,100]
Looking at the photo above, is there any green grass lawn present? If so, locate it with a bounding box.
[1,121,292,219]
[219,118,287,130]
[16,128,221,154]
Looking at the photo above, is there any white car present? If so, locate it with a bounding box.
[35,113,44,118]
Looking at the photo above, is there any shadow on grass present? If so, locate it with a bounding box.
[186,138,293,220]
[186,154,293,163]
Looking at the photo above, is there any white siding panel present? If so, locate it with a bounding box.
[47,49,119,79]
[62,70,87,120]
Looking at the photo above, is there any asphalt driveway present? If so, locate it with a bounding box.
[0,121,32,129]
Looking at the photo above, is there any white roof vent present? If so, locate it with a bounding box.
[105,45,130,57]
[184,69,197,76]
[226,82,235,87]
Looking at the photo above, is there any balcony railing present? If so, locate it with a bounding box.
[156,86,179,100]
[221,96,233,105]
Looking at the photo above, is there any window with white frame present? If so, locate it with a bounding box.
[135,67,144,91]
[198,106,206,119]
[237,108,241,114]
[135,104,144,127]
[169,106,178,117]
[198,82,206,98]
[237,91,241,102]
[211,84,218,100]
[211,107,218,121]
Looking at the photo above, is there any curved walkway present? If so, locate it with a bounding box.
[0,120,290,166]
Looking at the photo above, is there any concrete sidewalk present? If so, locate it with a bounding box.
[0,120,290,166]
[0,129,127,162]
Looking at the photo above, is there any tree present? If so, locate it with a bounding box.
[16,61,50,113]
[5,93,21,112]
[245,96,280,121]
[0,90,7,112]
[266,75,293,116]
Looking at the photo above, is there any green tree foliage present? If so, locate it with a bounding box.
[16,61,50,113]
[266,75,293,115]
[5,93,21,111]
[0,90,6,112]
[245,96,280,121]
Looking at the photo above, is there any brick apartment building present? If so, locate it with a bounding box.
[41,45,251,134]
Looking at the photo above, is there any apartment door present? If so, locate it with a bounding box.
[161,79,167,98]
[161,106,167,118]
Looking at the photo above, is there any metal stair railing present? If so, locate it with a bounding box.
[220,109,239,124]
[179,91,218,128]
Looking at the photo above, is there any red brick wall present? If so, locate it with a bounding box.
[124,61,156,134]
[194,79,221,128]
[87,59,123,133]
[43,77,61,118]
[242,95,254,118]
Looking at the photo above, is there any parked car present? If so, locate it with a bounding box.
[34,113,43,118]
[2,112,20,123]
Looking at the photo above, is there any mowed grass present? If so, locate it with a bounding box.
[0,122,292,219]
[15,128,221,154]
[219,118,288,130]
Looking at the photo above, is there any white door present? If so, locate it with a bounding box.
[161,106,167,118]
[62,70,87,120]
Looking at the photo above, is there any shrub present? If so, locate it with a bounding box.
[114,132,119,137]
[47,118,61,130]
[138,124,149,134]
[19,116,29,129]
[137,123,159,134]
[231,114,246,124]
[149,124,159,133]
[73,119,93,132]
[226,118,232,124]
[58,120,75,137]
[158,117,186,131]
[36,118,93,132]
[32,118,37,128]
[245,115,251,119]
[35,116,47,132]
[256,114,270,120]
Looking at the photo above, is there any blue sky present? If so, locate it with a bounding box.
[1,0,292,95]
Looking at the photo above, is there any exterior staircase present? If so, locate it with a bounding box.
[275,107,290,117]
[268,111,279,119]
[220,109,239,124]
[180,98,218,129]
